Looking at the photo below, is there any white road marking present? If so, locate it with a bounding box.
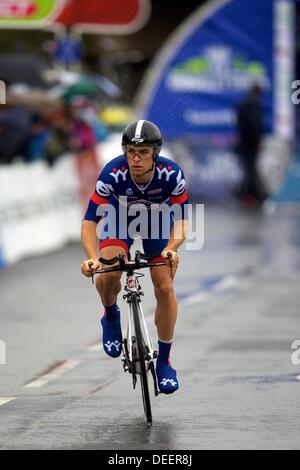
[0,397,17,407]
[181,291,210,306]
[296,374,300,382]
[180,275,242,306]
[215,275,239,291]
[25,359,82,388]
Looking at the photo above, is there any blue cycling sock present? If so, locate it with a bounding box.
[101,303,122,358]
[156,340,179,394]
[157,340,172,366]
[104,303,120,321]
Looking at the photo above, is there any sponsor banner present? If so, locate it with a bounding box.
[138,0,274,138]
[0,0,151,33]
[54,0,151,34]
[0,155,82,267]
[136,0,297,200]
[0,0,65,28]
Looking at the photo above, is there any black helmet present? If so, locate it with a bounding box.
[122,120,162,156]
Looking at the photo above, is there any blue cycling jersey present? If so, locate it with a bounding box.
[84,154,189,223]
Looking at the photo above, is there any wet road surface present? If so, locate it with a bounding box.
[0,206,299,449]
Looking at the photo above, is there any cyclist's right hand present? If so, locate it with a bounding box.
[81,259,100,277]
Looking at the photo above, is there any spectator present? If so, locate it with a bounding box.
[0,92,108,166]
[45,105,72,166]
[235,84,266,204]
[78,104,108,143]
[0,104,32,164]
[67,97,97,153]
[26,112,50,162]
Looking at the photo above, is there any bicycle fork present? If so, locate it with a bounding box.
[121,278,160,397]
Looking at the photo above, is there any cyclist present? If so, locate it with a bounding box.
[81,120,188,394]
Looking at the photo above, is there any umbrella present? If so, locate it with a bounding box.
[62,78,111,103]
[0,53,49,88]
[45,70,120,98]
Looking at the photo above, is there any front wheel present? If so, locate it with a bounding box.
[132,297,152,426]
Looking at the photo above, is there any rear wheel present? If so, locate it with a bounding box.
[132,296,152,426]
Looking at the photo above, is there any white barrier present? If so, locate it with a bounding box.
[0,155,83,268]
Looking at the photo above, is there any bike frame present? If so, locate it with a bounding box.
[91,250,171,423]
[123,271,156,367]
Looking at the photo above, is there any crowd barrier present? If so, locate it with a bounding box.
[0,150,100,269]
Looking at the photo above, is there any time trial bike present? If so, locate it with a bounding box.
[89,250,172,426]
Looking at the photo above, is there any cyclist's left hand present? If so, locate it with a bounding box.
[161,249,179,268]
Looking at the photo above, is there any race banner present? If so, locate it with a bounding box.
[138,0,274,138]
[0,0,151,33]
[0,0,65,28]
[54,0,151,34]
[136,0,295,201]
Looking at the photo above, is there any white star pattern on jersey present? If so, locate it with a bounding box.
[109,168,128,183]
[156,166,176,181]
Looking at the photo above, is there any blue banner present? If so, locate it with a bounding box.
[136,0,282,200]
[140,0,273,138]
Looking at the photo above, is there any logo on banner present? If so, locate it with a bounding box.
[167,46,269,93]
[0,0,57,22]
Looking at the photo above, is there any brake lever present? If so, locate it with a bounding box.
[88,261,95,285]
[135,250,141,265]
[118,252,126,267]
